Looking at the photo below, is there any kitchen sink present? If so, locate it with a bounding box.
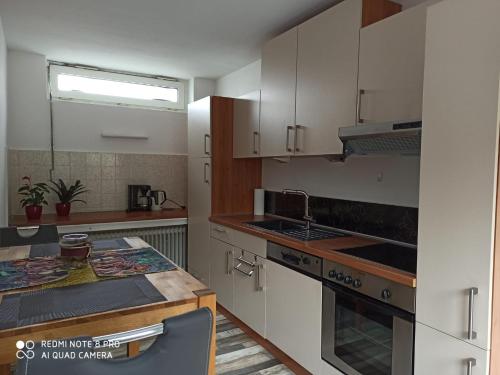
[245,219,346,241]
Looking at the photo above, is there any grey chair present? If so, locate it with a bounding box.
[0,225,59,247]
[15,307,213,375]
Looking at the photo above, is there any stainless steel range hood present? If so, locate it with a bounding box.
[339,121,422,157]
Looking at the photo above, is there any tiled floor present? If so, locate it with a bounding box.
[215,312,294,374]
[104,310,296,374]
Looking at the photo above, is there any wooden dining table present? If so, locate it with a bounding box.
[0,237,216,375]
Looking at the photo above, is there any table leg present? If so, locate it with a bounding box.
[0,363,11,375]
[194,289,216,375]
[127,341,140,357]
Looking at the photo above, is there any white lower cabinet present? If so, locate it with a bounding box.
[266,259,322,374]
[415,323,489,375]
[209,237,234,313]
[320,360,343,375]
[233,249,267,337]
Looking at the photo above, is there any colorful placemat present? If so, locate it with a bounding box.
[0,258,69,292]
[89,247,176,277]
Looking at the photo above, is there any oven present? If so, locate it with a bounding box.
[322,260,415,375]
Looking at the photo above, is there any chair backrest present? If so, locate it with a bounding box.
[0,225,59,247]
[15,307,213,375]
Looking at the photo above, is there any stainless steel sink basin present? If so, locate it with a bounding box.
[246,219,346,241]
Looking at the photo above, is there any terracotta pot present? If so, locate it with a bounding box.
[25,205,43,220]
[56,202,71,217]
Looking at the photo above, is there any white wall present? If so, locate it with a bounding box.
[7,49,188,155]
[189,78,215,102]
[0,18,7,225]
[218,59,420,207]
[215,60,261,98]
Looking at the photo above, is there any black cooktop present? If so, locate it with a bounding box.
[336,243,417,274]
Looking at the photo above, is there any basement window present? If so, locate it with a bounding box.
[49,64,185,110]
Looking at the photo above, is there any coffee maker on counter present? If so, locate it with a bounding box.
[127,185,152,211]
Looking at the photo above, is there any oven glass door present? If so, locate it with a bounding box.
[322,282,414,375]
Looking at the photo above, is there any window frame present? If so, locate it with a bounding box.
[49,64,185,111]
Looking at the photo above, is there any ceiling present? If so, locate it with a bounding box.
[0,0,424,80]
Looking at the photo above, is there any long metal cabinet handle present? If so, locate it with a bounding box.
[357,89,365,124]
[256,264,264,291]
[295,125,305,152]
[204,134,210,155]
[468,287,478,340]
[203,162,210,184]
[466,358,476,375]
[253,131,259,154]
[213,226,226,233]
[225,251,232,275]
[286,126,294,152]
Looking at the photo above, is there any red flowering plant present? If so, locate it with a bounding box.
[17,176,49,208]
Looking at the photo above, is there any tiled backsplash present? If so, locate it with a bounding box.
[265,190,419,245]
[8,150,187,215]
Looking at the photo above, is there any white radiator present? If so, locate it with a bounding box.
[87,225,187,269]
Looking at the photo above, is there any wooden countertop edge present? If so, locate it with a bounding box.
[9,209,188,227]
[0,297,198,339]
[210,215,417,288]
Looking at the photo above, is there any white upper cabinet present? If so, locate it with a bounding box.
[233,90,261,158]
[260,27,298,157]
[417,0,500,352]
[295,0,362,155]
[188,96,211,158]
[358,4,427,125]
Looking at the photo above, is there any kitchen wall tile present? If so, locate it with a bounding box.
[54,151,70,166]
[101,153,116,167]
[7,150,187,215]
[86,167,101,181]
[86,153,101,167]
[101,166,116,180]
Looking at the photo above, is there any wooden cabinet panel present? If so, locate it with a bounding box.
[233,249,266,337]
[415,323,488,375]
[188,97,211,158]
[260,28,298,157]
[210,237,234,312]
[358,4,426,124]
[233,91,261,158]
[266,259,322,374]
[295,0,362,156]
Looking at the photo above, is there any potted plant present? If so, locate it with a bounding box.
[18,176,49,220]
[49,179,88,217]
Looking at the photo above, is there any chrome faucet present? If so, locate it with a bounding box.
[282,189,314,230]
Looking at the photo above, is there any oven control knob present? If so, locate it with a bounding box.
[381,289,392,300]
[328,270,337,278]
[344,276,353,285]
[352,279,362,288]
[302,257,311,265]
[336,272,344,281]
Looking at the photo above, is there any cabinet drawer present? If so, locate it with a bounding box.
[210,223,266,258]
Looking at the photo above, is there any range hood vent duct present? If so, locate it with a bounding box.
[339,121,422,157]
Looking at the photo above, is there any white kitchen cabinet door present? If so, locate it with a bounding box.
[187,157,211,285]
[233,250,266,337]
[415,323,489,375]
[210,237,234,312]
[358,4,427,124]
[266,260,322,374]
[188,96,211,158]
[233,91,261,158]
[295,0,361,156]
[260,27,297,157]
[417,0,500,351]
